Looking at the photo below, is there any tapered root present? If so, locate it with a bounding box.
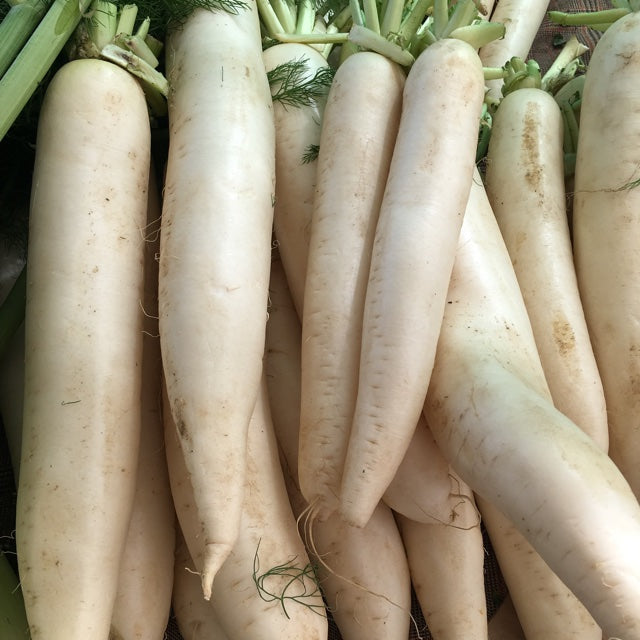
[201,542,233,600]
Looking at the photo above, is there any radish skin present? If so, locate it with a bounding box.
[299,50,405,520]
[476,496,601,639]
[309,502,411,640]
[423,170,640,639]
[16,58,150,639]
[341,38,485,528]
[572,10,640,501]
[158,3,276,599]
[262,43,330,317]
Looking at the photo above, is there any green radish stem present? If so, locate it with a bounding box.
[0,0,53,78]
[0,0,93,141]
[548,7,632,29]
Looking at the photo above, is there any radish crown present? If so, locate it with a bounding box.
[263,0,506,68]
[66,0,169,116]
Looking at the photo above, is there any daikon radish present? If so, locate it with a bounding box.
[16,57,150,639]
[572,9,640,501]
[158,3,276,598]
[423,168,640,639]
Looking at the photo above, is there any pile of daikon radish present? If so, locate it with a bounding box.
[3,0,640,638]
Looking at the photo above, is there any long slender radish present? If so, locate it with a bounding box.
[299,49,405,520]
[262,42,331,317]
[340,37,485,528]
[423,168,640,639]
[397,510,487,640]
[479,0,551,100]
[16,57,150,639]
[265,254,412,640]
[110,167,176,640]
[484,86,604,640]
[164,373,329,640]
[571,9,640,501]
[485,86,608,450]
[158,2,276,599]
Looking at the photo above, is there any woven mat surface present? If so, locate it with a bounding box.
[0,1,611,638]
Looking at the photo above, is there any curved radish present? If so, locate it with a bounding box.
[480,88,605,636]
[484,86,608,451]
[262,42,330,317]
[423,169,640,639]
[299,50,405,519]
[340,37,485,528]
[308,501,411,640]
[572,9,640,501]
[16,57,150,640]
[158,4,276,599]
